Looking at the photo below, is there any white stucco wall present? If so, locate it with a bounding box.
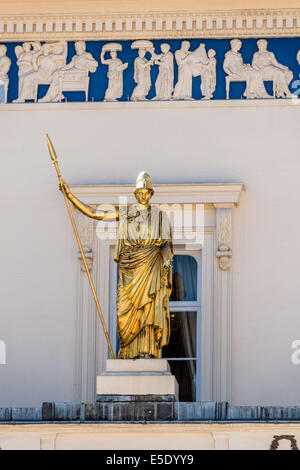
[0,100,300,407]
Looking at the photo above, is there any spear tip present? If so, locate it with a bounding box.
[46,134,57,162]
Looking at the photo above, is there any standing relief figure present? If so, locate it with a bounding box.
[252,39,293,98]
[38,41,98,103]
[100,43,128,101]
[223,39,270,99]
[13,41,67,103]
[15,42,41,95]
[131,40,154,101]
[173,41,210,100]
[200,49,217,100]
[152,43,174,101]
[173,41,193,100]
[0,45,11,103]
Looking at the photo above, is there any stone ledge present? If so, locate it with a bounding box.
[96,395,176,402]
[1,402,300,423]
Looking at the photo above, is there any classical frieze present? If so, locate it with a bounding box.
[0,37,300,103]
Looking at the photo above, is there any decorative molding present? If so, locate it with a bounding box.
[270,435,299,451]
[77,212,94,272]
[0,99,298,111]
[214,204,233,272]
[76,211,97,403]
[0,9,299,41]
[214,203,234,403]
[71,183,244,205]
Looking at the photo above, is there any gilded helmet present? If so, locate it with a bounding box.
[135,171,154,195]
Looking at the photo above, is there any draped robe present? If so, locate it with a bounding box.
[114,204,173,359]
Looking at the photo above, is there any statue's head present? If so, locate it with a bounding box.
[23,42,31,53]
[181,41,190,52]
[111,50,117,59]
[75,41,86,55]
[161,43,170,54]
[230,39,242,52]
[138,48,146,58]
[134,171,154,206]
[257,39,268,51]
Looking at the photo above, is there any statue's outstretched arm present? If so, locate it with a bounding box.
[60,179,119,221]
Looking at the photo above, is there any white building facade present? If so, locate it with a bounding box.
[1,0,300,450]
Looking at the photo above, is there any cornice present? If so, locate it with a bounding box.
[0,9,299,41]
[70,183,244,205]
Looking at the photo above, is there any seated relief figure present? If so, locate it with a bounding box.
[100,43,128,101]
[38,40,98,103]
[60,172,173,359]
[0,45,11,103]
[252,39,293,98]
[13,41,67,103]
[223,38,270,99]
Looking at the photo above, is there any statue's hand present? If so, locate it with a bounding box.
[59,178,70,196]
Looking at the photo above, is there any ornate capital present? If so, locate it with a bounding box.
[214,204,234,271]
[78,213,94,272]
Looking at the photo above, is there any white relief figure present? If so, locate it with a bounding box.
[173,42,209,100]
[38,41,98,103]
[223,39,270,99]
[0,45,11,103]
[131,40,154,101]
[15,42,42,95]
[173,41,193,100]
[13,41,67,103]
[152,43,174,101]
[252,39,293,98]
[100,43,128,101]
[297,50,300,69]
[200,49,217,100]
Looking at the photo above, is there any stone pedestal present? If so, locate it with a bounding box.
[97,359,178,400]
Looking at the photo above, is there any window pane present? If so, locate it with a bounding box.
[168,360,196,402]
[170,255,197,301]
[162,311,196,358]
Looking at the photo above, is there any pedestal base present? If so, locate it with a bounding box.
[97,359,179,400]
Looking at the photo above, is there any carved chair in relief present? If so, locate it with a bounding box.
[225,73,275,99]
[57,70,90,102]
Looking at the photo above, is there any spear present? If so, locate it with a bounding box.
[46,134,116,359]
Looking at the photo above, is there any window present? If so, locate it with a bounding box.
[162,251,202,402]
[110,248,202,402]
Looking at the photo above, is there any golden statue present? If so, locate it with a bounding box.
[60,171,173,359]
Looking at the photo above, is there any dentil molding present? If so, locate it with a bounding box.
[0,9,300,41]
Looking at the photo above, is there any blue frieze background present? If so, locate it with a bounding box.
[3,37,300,103]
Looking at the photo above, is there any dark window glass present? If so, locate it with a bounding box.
[168,360,196,402]
[170,255,197,302]
[162,311,196,359]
